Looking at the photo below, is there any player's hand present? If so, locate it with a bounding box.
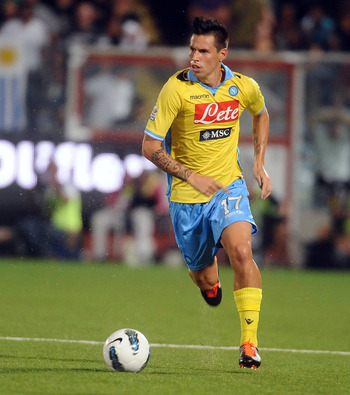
[253,165,272,200]
[187,173,229,197]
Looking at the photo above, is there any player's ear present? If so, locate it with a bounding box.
[219,47,227,62]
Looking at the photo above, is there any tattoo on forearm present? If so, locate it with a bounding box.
[151,148,192,181]
[253,127,264,156]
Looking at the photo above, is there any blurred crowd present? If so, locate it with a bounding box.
[1,0,349,136]
[1,0,350,53]
[0,0,349,267]
[0,0,349,136]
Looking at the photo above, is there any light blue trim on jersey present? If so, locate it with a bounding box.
[237,146,243,175]
[221,63,235,80]
[164,127,173,198]
[187,63,235,96]
[144,128,164,141]
[257,104,266,115]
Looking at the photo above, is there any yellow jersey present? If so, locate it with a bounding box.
[144,64,265,203]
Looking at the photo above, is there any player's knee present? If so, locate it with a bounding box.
[227,242,252,267]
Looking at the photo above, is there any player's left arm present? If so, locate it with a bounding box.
[252,107,272,200]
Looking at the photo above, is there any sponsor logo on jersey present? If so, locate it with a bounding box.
[194,100,239,125]
[199,127,232,141]
[190,94,210,100]
[149,105,159,121]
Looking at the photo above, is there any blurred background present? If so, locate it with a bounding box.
[0,0,349,269]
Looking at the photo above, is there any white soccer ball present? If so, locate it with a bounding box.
[103,328,151,373]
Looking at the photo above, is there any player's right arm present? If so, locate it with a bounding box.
[142,135,192,182]
[142,134,228,197]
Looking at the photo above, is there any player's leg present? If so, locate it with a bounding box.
[188,256,222,306]
[169,201,221,306]
[188,255,218,289]
[221,221,262,369]
[221,221,261,290]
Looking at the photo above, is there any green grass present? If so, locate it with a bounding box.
[0,259,349,394]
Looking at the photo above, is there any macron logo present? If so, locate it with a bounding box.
[194,100,239,125]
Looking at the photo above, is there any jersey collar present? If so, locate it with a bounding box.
[187,63,234,86]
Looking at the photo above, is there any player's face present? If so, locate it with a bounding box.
[189,34,227,87]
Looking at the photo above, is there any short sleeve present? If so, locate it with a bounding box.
[245,77,265,116]
[144,76,182,140]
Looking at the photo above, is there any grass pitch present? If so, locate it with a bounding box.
[0,258,349,394]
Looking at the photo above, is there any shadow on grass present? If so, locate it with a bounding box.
[0,354,257,376]
[148,366,255,376]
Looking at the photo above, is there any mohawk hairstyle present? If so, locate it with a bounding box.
[192,16,229,50]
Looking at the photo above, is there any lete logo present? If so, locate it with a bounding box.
[194,100,239,125]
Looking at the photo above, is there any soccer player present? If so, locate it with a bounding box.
[142,16,272,369]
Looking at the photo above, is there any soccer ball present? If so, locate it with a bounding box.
[103,328,151,373]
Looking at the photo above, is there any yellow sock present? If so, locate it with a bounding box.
[233,287,262,347]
